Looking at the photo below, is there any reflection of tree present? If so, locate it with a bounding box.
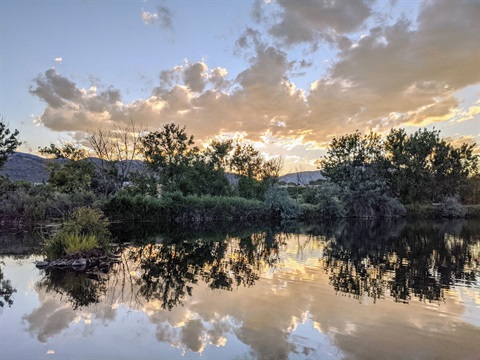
[320,219,479,304]
[0,263,16,309]
[37,269,108,310]
[127,230,283,310]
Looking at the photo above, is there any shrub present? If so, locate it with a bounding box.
[63,207,111,247]
[43,207,111,259]
[103,191,267,224]
[302,182,346,218]
[442,195,466,218]
[264,187,301,219]
[344,180,405,218]
[44,232,98,260]
[0,179,99,224]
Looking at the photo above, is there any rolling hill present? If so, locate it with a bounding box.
[0,152,324,185]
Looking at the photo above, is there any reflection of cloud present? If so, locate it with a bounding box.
[23,300,77,343]
[181,319,206,352]
[18,233,480,359]
[22,276,122,343]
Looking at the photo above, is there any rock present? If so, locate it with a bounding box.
[72,258,87,269]
[99,262,110,272]
[54,260,68,268]
[35,261,49,269]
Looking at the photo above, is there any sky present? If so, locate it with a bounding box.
[1,0,479,173]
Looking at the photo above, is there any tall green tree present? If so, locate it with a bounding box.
[385,128,478,203]
[230,143,283,200]
[319,130,385,187]
[141,124,231,196]
[0,117,21,170]
[204,139,233,171]
[141,123,196,188]
[39,143,95,192]
[320,128,478,205]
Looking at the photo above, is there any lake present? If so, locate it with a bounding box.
[1,219,479,359]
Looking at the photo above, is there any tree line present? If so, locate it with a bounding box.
[0,116,479,223]
[320,128,478,204]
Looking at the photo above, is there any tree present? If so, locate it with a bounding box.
[320,128,479,206]
[229,143,283,200]
[318,130,406,217]
[204,139,233,171]
[86,120,144,194]
[141,124,232,196]
[384,128,478,203]
[141,123,197,192]
[230,143,263,179]
[142,123,196,170]
[319,130,385,187]
[0,117,21,170]
[39,142,95,193]
[261,156,284,188]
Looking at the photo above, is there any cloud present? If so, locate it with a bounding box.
[30,68,82,109]
[183,62,208,93]
[443,135,479,154]
[268,0,373,45]
[300,0,480,140]
[142,5,173,29]
[209,67,229,89]
[30,1,480,167]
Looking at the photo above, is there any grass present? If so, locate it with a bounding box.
[44,231,99,260]
[43,207,111,260]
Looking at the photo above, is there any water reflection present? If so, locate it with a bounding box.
[34,220,480,311]
[5,219,479,359]
[0,262,16,308]
[36,269,108,310]
[319,220,479,304]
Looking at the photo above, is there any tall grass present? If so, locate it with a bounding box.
[44,232,98,260]
[43,207,111,260]
[103,190,267,224]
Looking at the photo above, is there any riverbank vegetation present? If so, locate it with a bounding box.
[0,118,479,228]
[43,207,111,260]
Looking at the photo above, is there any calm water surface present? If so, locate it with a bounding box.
[1,220,479,359]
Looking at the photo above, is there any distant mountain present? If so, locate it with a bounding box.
[1,152,324,186]
[279,171,324,185]
[0,152,146,184]
[0,152,49,183]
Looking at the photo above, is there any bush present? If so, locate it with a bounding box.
[64,207,111,247]
[302,182,346,218]
[442,195,466,218]
[44,232,98,260]
[344,181,405,218]
[103,191,267,224]
[264,187,301,219]
[405,203,442,218]
[0,179,99,224]
[43,207,111,259]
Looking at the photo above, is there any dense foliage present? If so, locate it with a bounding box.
[39,143,95,193]
[1,124,479,226]
[43,207,111,260]
[319,128,478,209]
[0,118,21,170]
